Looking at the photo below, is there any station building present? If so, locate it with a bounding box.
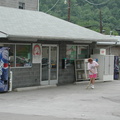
[0,6,117,90]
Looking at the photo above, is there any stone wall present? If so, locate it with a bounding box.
[11,64,40,89]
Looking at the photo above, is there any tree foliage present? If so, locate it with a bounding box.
[39,0,120,35]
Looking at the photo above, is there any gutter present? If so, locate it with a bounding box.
[7,34,118,42]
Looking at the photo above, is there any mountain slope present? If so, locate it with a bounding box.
[39,0,120,35]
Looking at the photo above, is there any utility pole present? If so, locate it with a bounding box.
[38,0,39,11]
[64,0,71,21]
[68,0,71,21]
[99,9,103,33]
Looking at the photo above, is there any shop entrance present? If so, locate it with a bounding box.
[41,45,58,85]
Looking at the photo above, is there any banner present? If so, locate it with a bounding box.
[32,44,42,63]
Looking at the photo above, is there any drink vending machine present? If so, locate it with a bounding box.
[0,47,9,92]
[91,54,114,81]
[114,56,119,80]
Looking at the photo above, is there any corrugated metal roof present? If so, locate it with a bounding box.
[0,6,117,42]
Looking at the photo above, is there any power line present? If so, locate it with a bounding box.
[46,0,60,13]
[84,0,110,6]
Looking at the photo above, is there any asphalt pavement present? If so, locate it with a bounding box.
[0,80,120,120]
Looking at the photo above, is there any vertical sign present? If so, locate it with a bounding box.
[32,43,41,63]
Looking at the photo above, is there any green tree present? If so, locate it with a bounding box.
[39,0,120,35]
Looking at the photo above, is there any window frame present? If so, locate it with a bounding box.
[19,2,25,9]
[0,43,32,68]
[66,44,89,60]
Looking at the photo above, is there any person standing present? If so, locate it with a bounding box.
[88,58,99,89]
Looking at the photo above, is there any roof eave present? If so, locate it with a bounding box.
[7,34,118,43]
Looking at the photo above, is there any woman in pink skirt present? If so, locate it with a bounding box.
[88,58,99,89]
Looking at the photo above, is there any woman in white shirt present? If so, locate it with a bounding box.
[88,58,99,89]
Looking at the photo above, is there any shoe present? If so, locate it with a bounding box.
[91,84,94,89]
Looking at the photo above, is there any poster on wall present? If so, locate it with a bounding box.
[32,43,42,63]
[100,49,106,55]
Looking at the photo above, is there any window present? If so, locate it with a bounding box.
[66,45,76,60]
[16,45,31,67]
[66,45,89,66]
[19,2,25,9]
[3,44,31,67]
[66,45,89,60]
[9,45,15,67]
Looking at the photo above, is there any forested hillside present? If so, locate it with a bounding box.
[39,0,120,35]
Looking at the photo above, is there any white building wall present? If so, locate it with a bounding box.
[0,0,39,11]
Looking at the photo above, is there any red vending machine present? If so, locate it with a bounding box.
[0,47,9,92]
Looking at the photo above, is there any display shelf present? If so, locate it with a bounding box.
[74,59,89,81]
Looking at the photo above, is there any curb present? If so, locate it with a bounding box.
[13,85,57,92]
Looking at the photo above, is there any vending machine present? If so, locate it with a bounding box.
[91,54,114,81]
[114,56,119,80]
[0,47,9,92]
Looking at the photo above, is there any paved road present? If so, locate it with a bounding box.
[0,80,120,120]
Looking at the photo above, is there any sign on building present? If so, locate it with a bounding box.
[32,43,41,63]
